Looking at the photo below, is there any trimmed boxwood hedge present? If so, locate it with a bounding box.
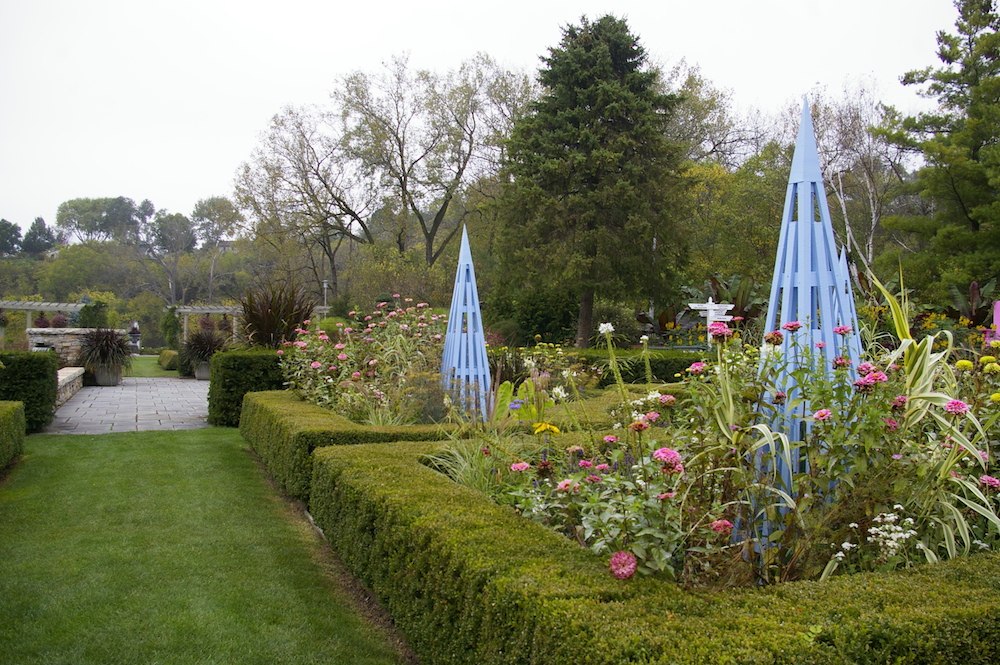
[310,439,1000,665]
[568,348,705,386]
[0,351,58,433]
[207,349,285,427]
[0,401,26,469]
[239,390,457,501]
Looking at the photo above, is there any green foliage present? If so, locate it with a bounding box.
[309,437,1000,665]
[883,0,1000,300]
[207,349,285,427]
[0,351,58,433]
[568,348,704,386]
[161,306,182,350]
[501,15,689,345]
[20,217,57,256]
[0,401,26,469]
[157,349,178,370]
[0,219,22,257]
[240,279,315,349]
[484,280,578,345]
[77,300,109,328]
[239,390,454,502]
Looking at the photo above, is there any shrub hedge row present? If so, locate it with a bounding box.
[0,351,58,433]
[309,439,1000,665]
[568,348,705,386]
[0,401,26,469]
[239,390,456,502]
[207,349,285,427]
[157,349,178,370]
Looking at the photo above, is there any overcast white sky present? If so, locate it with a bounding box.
[0,0,959,234]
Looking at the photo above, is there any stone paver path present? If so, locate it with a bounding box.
[45,377,210,434]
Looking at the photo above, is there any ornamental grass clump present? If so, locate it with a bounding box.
[280,297,448,425]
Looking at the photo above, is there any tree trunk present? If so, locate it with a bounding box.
[575,290,594,348]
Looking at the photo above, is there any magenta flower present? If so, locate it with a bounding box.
[337,353,348,361]
[944,399,969,416]
[710,519,734,534]
[579,459,593,468]
[556,479,575,492]
[652,447,682,464]
[832,356,852,369]
[595,463,609,471]
[276,350,284,355]
[329,366,338,371]
[884,418,899,432]
[659,394,676,406]
[980,475,1000,490]
[857,362,875,374]
[658,492,676,500]
[368,359,378,366]
[510,462,531,472]
[892,454,903,460]
[585,475,602,483]
[813,408,832,421]
[773,391,786,405]
[833,325,852,335]
[891,395,908,410]
[351,372,361,379]
[868,371,889,383]
[688,362,706,375]
[604,435,618,444]
[608,551,637,580]
[815,341,826,349]
[781,321,802,332]
[629,420,650,432]
[335,343,345,350]
[645,411,660,422]
[708,322,733,340]
[310,361,322,369]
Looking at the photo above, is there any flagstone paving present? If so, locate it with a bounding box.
[44,377,210,434]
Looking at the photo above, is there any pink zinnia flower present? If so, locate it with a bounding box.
[645,411,660,422]
[337,353,348,361]
[868,371,889,383]
[510,462,531,472]
[310,361,322,369]
[335,343,345,350]
[773,391,786,405]
[781,320,802,332]
[857,362,875,375]
[832,356,852,369]
[980,475,1000,490]
[629,420,650,432]
[595,463,609,471]
[884,418,899,432]
[604,435,618,444]
[659,394,676,406]
[813,408,832,421]
[585,475,602,483]
[833,325,851,335]
[303,319,310,325]
[688,362,706,375]
[364,315,373,321]
[368,359,378,366]
[609,551,637,580]
[658,492,676,500]
[579,459,593,468]
[708,322,733,340]
[710,519,734,534]
[652,447,682,464]
[815,341,826,349]
[944,399,969,416]
[351,372,361,379]
[891,395,908,410]
[329,366,338,371]
[276,350,284,355]
[556,479,575,492]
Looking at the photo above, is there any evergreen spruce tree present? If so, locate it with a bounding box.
[501,15,689,347]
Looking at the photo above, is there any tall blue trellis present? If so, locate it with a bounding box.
[441,226,491,420]
[762,98,862,488]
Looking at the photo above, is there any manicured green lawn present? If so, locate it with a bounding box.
[126,354,177,377]
[0,429,403,665]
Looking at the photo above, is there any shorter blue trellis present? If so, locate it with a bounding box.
[441,226,491,420]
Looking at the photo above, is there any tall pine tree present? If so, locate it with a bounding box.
[501,15,688,347]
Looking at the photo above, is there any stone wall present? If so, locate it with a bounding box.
[25,328,128,367]
[56,367,84,408]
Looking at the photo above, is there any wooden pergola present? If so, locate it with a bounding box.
[172,305,331,342]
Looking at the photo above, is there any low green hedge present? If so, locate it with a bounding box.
[568,348,705,386]
[207,349,285,427]
[0,401,26,468]
[239,390,456,501]
[0,351,58,433]
[310,439,1000,665]
[157,349,178,370]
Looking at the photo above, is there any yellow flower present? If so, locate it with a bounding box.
[980,355,997,364]
[956,360,975,371]
[991,340,1000,350]
[991,393,1000,404]
[533,422,560,435]
[986,363,1000,374]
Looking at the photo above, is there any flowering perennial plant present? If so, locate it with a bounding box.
[280,298,447,424]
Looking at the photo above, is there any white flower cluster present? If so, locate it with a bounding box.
[550,385,569,402]
[598,322,615,335]
[867,510,918,559]
[832,540,858,561]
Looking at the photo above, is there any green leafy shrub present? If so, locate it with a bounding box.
[309,438,1000,665]
[0,401,26,469]
[79,328,133,381]
[181,329,226,364]
[207,350,285,427]
[239,390,455,502]
[0,351,58,433]
[161,306,182,350]
[157,349,178,370]
[240,279,315,349]
[568,348,704,386]
[77,300,109,328]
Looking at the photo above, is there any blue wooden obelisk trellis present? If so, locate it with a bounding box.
[762,98,862,489]
[441,226,491,421]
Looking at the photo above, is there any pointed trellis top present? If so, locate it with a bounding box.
[441,227,491,420]
[763,98,862,406]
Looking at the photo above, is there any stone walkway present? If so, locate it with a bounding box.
[44,377,210,434]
